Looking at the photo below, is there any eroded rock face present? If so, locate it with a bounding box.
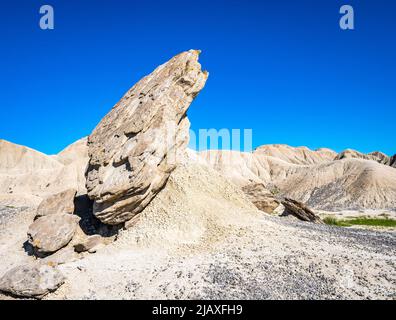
[35,188,77,219]
[0,264,65,298]
[28,214,80,254]
[86,50,208,225]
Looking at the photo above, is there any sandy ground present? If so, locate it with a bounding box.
[1,206,395,300]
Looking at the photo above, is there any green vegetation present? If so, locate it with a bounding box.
[323,216,396,228]
[323,217,350,227]
[270,186,280,196]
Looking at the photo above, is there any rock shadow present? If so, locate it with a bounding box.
[73,194,122,237]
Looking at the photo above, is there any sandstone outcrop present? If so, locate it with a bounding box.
[27,214,80,255]
[0,264,65,298]
[86,50,208,225]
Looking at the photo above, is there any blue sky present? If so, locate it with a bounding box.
[0,0,395,155]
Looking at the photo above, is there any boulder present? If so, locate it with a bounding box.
[0,264,65,298]
[35,188,77,219]
[73,235,105,253]
[241,183,280,214]
[86,50,208,225]
[27,214,80,254]
[281,198,323,223]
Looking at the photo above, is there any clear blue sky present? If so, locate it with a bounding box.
[0,0,395,155]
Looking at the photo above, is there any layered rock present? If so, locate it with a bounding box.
[86,50,208,225]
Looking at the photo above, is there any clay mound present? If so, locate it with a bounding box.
[117,162,260,249]
[194,145,337,187]
[335,149,396,168]
[193,146,396,211]
[255,144,337,165]
[275,158,396,211]
[53,137,88,166]
[0,139,88,208]
[196,149,271,185]
[0,139,62,173]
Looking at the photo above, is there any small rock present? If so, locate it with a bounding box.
[88,243,105,254]
[28,213,80,254]
[73,234,104,253]
[41,247,80,266]
[35,188,77,219]
[281,198,323,223]
[0,264,65,298]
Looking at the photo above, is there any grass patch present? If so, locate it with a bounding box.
[323,217,350,227]
[323,216,396,228]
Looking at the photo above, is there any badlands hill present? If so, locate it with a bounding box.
[196,145,396,211]
[0,50,395,300]
[0,138,88,208]
[2,138,395,212]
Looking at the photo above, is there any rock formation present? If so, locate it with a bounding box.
[86,50,208,225]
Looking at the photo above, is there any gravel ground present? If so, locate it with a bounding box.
[43,214,396,300]
[1,186,395,300]
[0,206,29,225]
